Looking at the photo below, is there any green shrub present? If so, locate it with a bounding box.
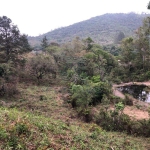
[15,123,30,136]
[71,84,94,108]
[146,71,150,80]
[91,75,100,83]
[91,82,111,105]
[0,127,8,141]
[7,135,18,149]
[70,81,112,107]
[39,95,47,101]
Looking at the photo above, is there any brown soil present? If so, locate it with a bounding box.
[113,88,125,99]
[123,106,149,120]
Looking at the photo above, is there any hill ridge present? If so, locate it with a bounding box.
[28,12,149,47]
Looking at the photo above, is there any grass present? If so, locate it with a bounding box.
[1,84,72,120]
[0,83,150,149]
[0,107,149,149]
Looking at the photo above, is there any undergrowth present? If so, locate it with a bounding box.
[0,107,149,149]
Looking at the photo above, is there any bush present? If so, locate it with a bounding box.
[110,95,125,104]
[39,95,47,101]
[96,107,150,137]
[15,123,30,136]
[0,81,18,97]
[91,75,100,83]
[91,82,111,105]
[70,84,94,108]
[70,80,112,107]
[28,54,57,84]
[77,107,93,123]
[146,71,150,80]
[0,63,19,97]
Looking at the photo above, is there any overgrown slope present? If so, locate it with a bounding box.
[0,83,150,149]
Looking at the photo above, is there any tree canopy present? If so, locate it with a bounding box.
[41,36,48,50]
[0,16,31,63]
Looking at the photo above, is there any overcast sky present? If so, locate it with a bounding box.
[0,0,149,36]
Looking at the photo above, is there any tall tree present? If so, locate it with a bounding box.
[114,31,125,44]
[0,16,31,62]
[84,37,94,51]
[41,36,48,50]
[135,17,150,70]
[121,37,136,79]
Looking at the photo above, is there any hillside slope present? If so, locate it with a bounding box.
[28,13,149,47]
[0,82,150,149]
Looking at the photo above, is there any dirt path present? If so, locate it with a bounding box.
[113,88,125,99]
[123,106,149,120]
[113,81,150,88]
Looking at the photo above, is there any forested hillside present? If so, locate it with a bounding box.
[28,13,149,47]
[1,9,150,149]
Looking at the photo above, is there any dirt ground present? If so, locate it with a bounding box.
[123,106,149,120]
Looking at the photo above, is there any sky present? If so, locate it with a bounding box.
[0,0,149,36]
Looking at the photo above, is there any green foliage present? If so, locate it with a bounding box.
[67,69,76,79]
[7,135,19,149]
[1,12,150,150]
[28,13,148,46]
[115,16,150,82]
[0,16,31,97]
[103,45,122,56]
[0,16,31,62]
[41,36,48,50]
[146,71,150,79]
[45,45,60,54]
[114,31,125,44]
[0,63,18,97]
[84,37,94,50]
[71,84,94,108]
[95,97,150,137]
[115,102,125,111]
[28,54,57,84]
[39,95,47,101]
[91,75,100,83]
[15,123,30,136]
[0,127,8,140]
[70,79,112,108]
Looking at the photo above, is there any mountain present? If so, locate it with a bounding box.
[28,12,149,47]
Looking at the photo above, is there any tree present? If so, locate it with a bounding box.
[72,37,84,52]
[121,37,134,64]
[41,36,48,50]
[135,17,150,70]
[120,37,135,78]
[114,31,125,44]
[0,16,31,62]
[84,37,94,51]
[28,55,57,84]
[0,16,31,97]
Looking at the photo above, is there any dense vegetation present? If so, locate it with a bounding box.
[28,13,149,47]
[0,11,150,149]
